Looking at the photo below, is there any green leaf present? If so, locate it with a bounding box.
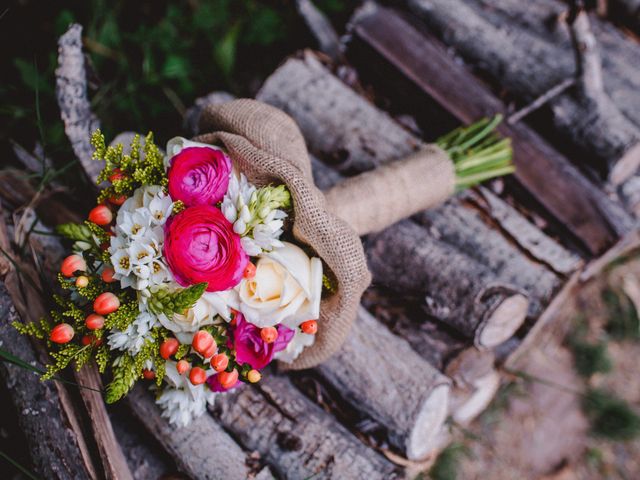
[148,283,207,316]
[105,355,138,403]
[56,222,93,242]
[162,54,190,80]
[214,23,241,78]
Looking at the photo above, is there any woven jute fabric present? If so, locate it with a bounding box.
[323,145,454,236]
[196,99,372,369]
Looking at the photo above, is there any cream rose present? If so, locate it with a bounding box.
[237,242,322,328]
[158,290,239,343]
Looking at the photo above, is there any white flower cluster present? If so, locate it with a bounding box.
[107,310,160,355]
[109,185,174,292]
[155,361,216,427]
[221,173,287,256]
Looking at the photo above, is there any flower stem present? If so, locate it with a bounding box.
[436,115,514,190]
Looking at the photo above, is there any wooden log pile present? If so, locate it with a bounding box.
[2,3,640,477]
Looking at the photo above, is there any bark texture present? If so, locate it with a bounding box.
[127,386,251,480]
[213,374,400,479]
[402,0,640,181]
[318,306,451,459]
[55,24,102,183]
[0,283,92,480]
[348,2,633,253]
[259,57,560,326]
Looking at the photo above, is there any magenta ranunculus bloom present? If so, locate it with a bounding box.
[164,205,248,291]
[167,147,231,206]
[233,314,294,370]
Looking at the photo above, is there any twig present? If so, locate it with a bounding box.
[295,0,343,62]
[568,2,605,99]
[507,78,575,124]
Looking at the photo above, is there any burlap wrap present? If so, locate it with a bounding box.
[196,99,455,368]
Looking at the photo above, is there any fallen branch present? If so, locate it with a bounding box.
[55,24,102,184]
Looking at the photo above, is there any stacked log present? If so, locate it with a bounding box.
[256,52,575,336]
[400,0,640,185]
[0,283,94,480]
[212,374,401,479]
[318,307,451,459]
[346,2,634,253]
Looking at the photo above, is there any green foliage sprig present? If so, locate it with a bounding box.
[147,283,208,316]
[12,317,52,341]
[105,354,138,403]
[92,130,167,202]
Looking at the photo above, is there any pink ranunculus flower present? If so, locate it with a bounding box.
[167,146,232,206]
[164,205,248,291]
[233,313,294,370]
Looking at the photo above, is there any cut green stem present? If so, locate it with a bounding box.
[437,114,514,190]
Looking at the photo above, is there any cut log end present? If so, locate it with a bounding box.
[407,384,450,460]
[452,369,501,425]
[477,293,529,348]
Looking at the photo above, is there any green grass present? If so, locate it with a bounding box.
[582,388,640,441]
[429,442,469,480]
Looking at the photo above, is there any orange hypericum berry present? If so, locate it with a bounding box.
[260,327,278,344]
[85,313,105,330]
[88,205,113,226]
[160,338,179,360]
[243,262,256,279]
[93,292,120,315]
[75,275,89,288]
[142,369,156,380]
[50,323,74,344]
[60,254,87,277]
[300,320,318,335]
[189,367,207,385]
[210,353,229,373]
[108,169,125,183]
[176,359,190,375]
[192,330,214,355]
[218,369,239,389]
[81,335,94,346]
[247,369,261,383]
[202,342,218,359]
[101,267,116,283]
[109,195,127,206]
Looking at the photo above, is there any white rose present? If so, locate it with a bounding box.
[237,242,322,328]
[157,290,239,344]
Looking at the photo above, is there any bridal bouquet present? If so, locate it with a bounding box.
[15,131,323,426]
[14,98,514,427]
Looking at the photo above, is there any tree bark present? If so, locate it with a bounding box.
[318,306,451,459]
[127,386,251,480]
[55,24,102,184]
[401,0,640,182]
[367,221,528,347]
[212,374,400,479]
[0,283,93,480]
[346,2,634,253]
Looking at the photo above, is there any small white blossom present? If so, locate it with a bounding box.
[155,361,216,427]
[107,311,159,354]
